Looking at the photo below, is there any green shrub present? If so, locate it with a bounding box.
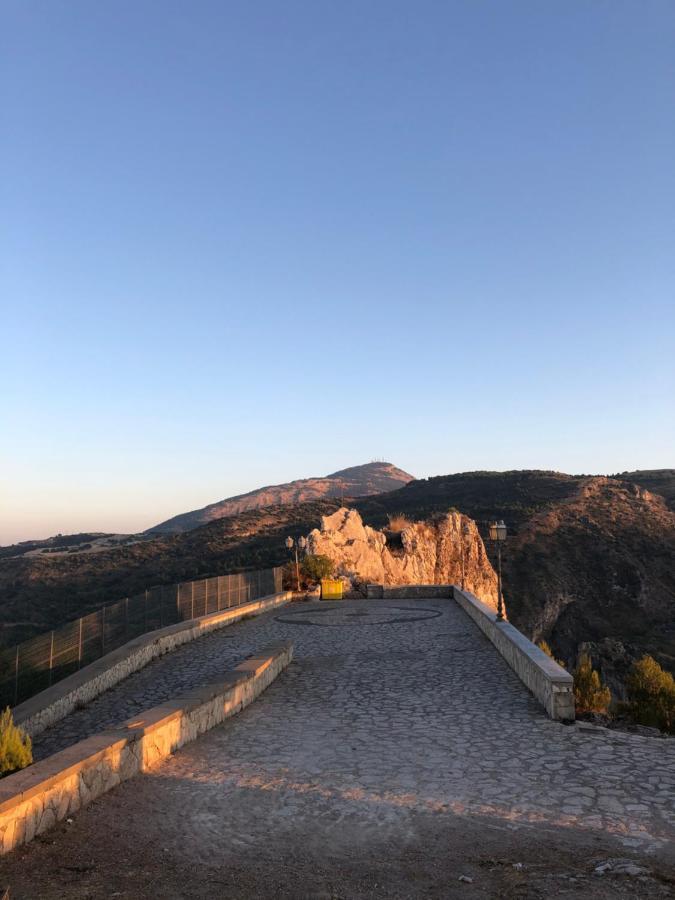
[625,655,675,734]
[0,707,32,776]
[573,653,611,715]
[301,554,334,585]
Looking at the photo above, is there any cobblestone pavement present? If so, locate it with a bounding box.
[17,598,675,898]
[32,606,290,760]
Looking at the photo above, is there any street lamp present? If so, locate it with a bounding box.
[488,520,507,621]
[285,535,307,592]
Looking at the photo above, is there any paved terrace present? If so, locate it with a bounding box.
[4,598,675,898]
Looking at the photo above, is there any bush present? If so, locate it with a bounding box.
[281,561,298,591]
[387,513,410,533]
[0,707,32,776]
[625,655,675,734]
[573,653,611,715]
[301,554,334,585]
[537,640,565,668]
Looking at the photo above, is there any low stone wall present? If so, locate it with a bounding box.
[366,584,453,599]
[0,643,293,854]
[453,587,575,721]
[14,591,292,739]
[385,584,453,599]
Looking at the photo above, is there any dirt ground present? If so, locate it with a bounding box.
[1,797,674,899]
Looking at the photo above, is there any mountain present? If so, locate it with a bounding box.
[147,462,414,534]
[1,469,673,697]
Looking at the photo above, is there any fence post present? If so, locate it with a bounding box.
[78,617,83,669]
[14,645,19,706]
[48,630,55,686]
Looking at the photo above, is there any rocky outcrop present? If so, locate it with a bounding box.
[306,508,500,612]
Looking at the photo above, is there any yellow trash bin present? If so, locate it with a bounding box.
[321,579,343,600]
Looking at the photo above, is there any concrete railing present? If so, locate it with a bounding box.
[453,587,575,721]
[366,584,453,599]
[0,643,293,855]
[14,591,292,738]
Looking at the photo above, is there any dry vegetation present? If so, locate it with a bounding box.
[0,707,32,776]
[386,513,410,533]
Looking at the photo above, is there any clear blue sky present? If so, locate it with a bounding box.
[2,1,674,542]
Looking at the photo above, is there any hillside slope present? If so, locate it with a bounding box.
[1,470,673,695]
[0,500,343,644]
[355,469,582,531]
[357,472,675,687]
[147,462,414,534]
[505,478,675,692]
[612,469,675,512]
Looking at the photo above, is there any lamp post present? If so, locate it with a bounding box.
[285,535,307,592]
[488,519,507,621]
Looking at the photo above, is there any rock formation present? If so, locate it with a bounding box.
[306,508,500,612]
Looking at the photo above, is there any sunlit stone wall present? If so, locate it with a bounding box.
[14,591,292,739]
[0,643,293,854]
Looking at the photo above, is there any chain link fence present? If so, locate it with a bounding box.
[0,566,283,709]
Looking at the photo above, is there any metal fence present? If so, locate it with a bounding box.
[0,566,283,709]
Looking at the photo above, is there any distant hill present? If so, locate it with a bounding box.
[147,462,414,534]
[354,469,581,532]
[0,533,108,561]
[611,469,675,512]
[0,533,151,562]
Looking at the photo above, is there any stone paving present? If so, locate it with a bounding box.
[32,613,275,760]
[32,598,675,860]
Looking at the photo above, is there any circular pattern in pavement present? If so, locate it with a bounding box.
[275,604,442,627]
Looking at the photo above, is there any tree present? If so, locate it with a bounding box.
[573,653,611,715]
[0,707,32,776]
[625,655,675,734]
[301,554,334,585]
